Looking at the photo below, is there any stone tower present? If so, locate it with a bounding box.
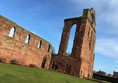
[51,8,96,78]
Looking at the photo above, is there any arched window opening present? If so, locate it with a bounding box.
[66,24,76,55]
[89,13,94,23]
[25,34,30,44]
[8,27,15,38]
[89,16,93,22]
[88,74,90,78]
[38,41,42,49]
[41,57,47,68]
[47,45,51,52]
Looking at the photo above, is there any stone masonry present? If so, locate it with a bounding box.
[0,8,96,79]
[50,8,96,79]
[0,16,52,69]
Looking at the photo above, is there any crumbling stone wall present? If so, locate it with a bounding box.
[0,8,96,79]
[0,16,52,69]
[51,8,96,79]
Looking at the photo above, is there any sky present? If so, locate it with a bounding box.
[0,0,118,74]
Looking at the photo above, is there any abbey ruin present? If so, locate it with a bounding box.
[0,8,96,79]
[0,15,52,69]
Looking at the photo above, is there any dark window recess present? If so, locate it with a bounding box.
[41,57,47,68]
[38,41,42,49]
[47,45,50,52]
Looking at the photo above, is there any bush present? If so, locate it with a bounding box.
[29,64,36,68]
[10,60,18,65]
[0,58,6,63]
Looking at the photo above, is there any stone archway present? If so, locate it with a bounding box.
[41,57,47,68]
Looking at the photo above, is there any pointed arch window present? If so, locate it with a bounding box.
[89,16,93,22]
[38,40,42,49]
[41,57,47,68]
[47,45,51,52]
[89,13,94,23]
[25,34,30,44]
[8,27,15,38]
[66,24,76,54]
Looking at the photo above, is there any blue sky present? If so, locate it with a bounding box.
[0,0,118,74]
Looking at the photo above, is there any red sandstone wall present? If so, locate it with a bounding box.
[0,16,52,69]
[79,9,96,78]
[51,8,96,79]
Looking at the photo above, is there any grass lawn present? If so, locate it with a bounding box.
[0,63,96,83]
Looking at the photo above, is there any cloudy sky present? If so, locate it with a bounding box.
[0,0,118,74]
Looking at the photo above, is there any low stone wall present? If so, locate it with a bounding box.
[93,73,118,83]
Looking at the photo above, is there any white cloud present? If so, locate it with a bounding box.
[92,0,118,63]
[110,0,118,6]
[94,0,118,34]
[71,0,118,35]
[95,38,118,60]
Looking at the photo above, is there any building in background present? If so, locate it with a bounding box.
[112,71,118,78]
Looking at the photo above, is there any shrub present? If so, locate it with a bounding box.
[10,60,17,65]
[29,64,36,68]
[0,58,6,63]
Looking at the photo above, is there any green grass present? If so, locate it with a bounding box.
[0,63,95,83]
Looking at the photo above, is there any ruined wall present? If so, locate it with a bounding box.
[80,8,96,78]
[0,16,52,69]
[51,8,96,79]
[0,8,96,79]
